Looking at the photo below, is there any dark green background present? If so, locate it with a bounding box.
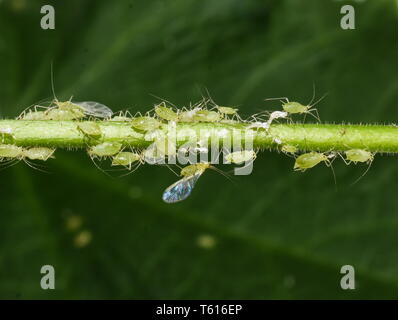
[0,0,398,299]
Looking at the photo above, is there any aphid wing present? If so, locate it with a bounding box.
[74,101,113,118]
[162,174,201,203]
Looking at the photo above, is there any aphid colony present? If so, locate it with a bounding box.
[7,95,376,203]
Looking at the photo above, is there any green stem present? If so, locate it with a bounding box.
[1,120,397,153]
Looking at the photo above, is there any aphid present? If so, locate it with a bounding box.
[20,110,48,120]
[265,97,321,122]
[178,107,202,122]
[193,110,221,122]
[162,163,211,203]
[345,149,373,164]
[0,144,24,159]
[111,152,143,169]
[247,121,270,131]
[45,108,85,120]
[343,149,374,184]
[23,147,55,161]
[294,152,330,171]
[281,144,298,154]
[88,142,122,157]
[268,111,289,125]
[131,116,162,131]
[77,122,102,139]
[0,145,54,172]
[225,150,256,164]
[217,106,239,116]
[110,116,132,122]
[49,65,113,119]
[155,103,179,122]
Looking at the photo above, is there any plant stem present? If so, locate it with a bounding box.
[1,120,398,153]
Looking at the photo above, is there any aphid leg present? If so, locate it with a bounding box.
[149,94,178,109]
[350,157,374,186]
[88,154,113,178]
[0,158,20,171]
[117,161,143,178]
[210,165,236,185]
[324,158,337,186]
[306,108,321,123]
[22,158,50,173]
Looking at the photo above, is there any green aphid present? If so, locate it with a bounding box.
[345,149,373,164]
[0,144,24,158]
[281,144,298,154]
[55,100,85,113]
[225,150,256,164]
[112,152,142,167]
[131,116,162,131]
[110,116,132,122]
[217,106,238,116]
[21,110,48,120]
[23,147,55,161]
[89,142,122,157]
[294,152,329,171]
[178,108,201,122]
[45,108,84,120]
[181,163,211,177]
[77,122,102,139]
[193,110,221,122]
[155,104,179,121]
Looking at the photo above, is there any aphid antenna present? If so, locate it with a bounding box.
[88,154,113,178]
[0,158,21,171]
[50,61,58,103]
[264,97,289,104]
[17,100,52,119]
[324,157,337,186]
[22,158,50,173]
[209,165,236,184]
[336,151,351,166]
[350,159,373,186]
[149,93,179,109]
[117,161,143,178]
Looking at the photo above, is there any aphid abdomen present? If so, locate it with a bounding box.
[217,106,238,115]
[294,152,326,171]
[225,150,256,164]
[77,122,102,139]
[155,105,179,121]
[45,108,84,120]
[180,163,210,177]
[131,117,161,131]
[89,142,122,157]
[0,144,23,158]
[23,147,55,161]
[283,102,308,114]
[21,110,48,120]
[112,152,141,166]
[345,149,373,163]
[193,110,221,122]
[281,144,298,154]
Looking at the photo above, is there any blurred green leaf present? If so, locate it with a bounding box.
[1,0,398,299]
